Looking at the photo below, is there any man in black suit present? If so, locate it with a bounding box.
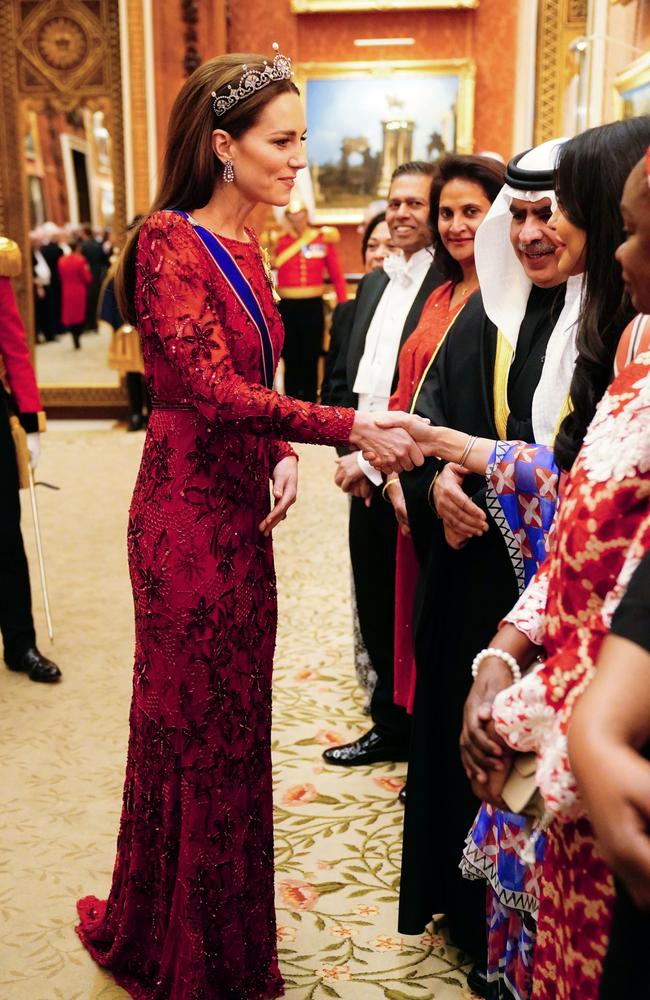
[39,223,63,341]
[80,226,109,330]
[323,161,441,766]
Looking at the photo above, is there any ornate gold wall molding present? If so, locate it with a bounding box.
[534,0,588,143]
[123,0,151,216]
[0,0,130,409]
[37,384,129,407]
[0,1,32,324]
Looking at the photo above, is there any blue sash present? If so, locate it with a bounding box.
[173,210,275,388]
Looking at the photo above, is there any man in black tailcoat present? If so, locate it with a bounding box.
[324,161,442,766]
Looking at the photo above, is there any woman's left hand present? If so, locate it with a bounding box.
[259,456,298,537]
[470,757,512,809]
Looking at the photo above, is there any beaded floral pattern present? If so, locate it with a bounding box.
[75,210,353,999]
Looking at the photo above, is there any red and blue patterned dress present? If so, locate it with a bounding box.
[76,211,354,999]
[492,354,650,998]
[461,441,559,1000]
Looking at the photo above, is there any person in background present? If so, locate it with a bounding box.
[322,210,396,713]
[101,273,149,432]
[273,192,347,401]
[0,235,60,683]
[80,225,109,332]
[99,217,149,432]
[30,227,51,344]
[40,222,63,341]
[58,237,92,349]
[322,212,394,411]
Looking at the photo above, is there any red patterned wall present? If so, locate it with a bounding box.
[228,0,518,271]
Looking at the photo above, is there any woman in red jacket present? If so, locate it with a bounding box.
[58,238,91,348]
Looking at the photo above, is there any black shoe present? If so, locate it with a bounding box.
[6,647,62,683]
[322,727,409,767]
[128,414,145,432]
[398,783,406,805]
[466,963,492,999]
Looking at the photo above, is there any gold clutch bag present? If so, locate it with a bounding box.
[106,321,144,375]
[501,752,545,818]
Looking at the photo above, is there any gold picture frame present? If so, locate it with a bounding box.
[296,58,475,224]
[613,51,650,120]
[291,0,477,9]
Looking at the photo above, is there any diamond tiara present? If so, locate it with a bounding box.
[211,43,293,118]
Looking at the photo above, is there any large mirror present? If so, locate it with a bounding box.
[24,98,119,390]
[0,0,131,414]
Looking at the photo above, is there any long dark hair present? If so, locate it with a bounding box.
[429,154,506,281]
[360,211,386,262]
[115,53,299,322]
[553,115,650,471]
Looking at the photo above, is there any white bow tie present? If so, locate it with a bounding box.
[383,253,411,287]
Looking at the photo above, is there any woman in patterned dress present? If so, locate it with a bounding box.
[458,123,650,1000]
[567,150,650,1000]
[75,51,424,1000]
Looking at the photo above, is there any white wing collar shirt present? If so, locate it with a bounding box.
[354,246,434,483]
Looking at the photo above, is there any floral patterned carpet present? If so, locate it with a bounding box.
[0,426,476,1000]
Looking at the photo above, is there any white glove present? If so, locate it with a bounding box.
[26,432,41,470]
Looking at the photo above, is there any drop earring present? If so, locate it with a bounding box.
[223,159,234,183]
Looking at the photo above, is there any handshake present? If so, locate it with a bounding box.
[348,410,435,474]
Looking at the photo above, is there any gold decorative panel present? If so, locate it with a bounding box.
[0,0,134,411]
[535,0,588,144]
[124,0,151,216]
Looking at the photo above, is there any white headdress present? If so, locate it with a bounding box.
[474,137,583,445]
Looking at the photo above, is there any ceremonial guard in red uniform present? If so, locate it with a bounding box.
[273,194,347,401]
[0,237,60,682]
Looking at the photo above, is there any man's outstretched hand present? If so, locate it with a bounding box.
[334,453,373,505]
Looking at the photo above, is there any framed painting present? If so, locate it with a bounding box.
[614,52,650,120]
[296,59,475,223]
[291,0,477,9]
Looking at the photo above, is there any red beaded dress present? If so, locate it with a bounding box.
[76,210,354,1000]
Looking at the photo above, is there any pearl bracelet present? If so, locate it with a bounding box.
[471,647,522,683]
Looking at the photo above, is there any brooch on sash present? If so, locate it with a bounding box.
[261,246,281,303]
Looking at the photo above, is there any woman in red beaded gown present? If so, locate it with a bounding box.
[75,51,424,1000]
